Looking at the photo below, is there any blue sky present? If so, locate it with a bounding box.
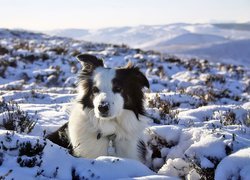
[0,0,249,30]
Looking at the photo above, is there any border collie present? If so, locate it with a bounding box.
[47,54,150,162]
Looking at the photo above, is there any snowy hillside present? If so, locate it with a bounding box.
[46,23,250,65]
[182,39,250,66]
[156,33,227,46]
[1,29,250,179]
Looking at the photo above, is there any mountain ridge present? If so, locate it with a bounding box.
[44,23,250,65]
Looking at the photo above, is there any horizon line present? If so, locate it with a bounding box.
[1,21,250,32]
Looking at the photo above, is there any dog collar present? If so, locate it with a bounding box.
[97,131,117,156]
[107,134,116,156]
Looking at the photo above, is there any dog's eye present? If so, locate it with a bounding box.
[113,86,122,93]
[92,86,100,94]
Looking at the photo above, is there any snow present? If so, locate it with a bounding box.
[1,28,250,179]
[120,175,178,180]
[149,125,181,143]
[215,147,250,180]
[185,134,227,165]
[0,131,155,180]
[158,158,190,177]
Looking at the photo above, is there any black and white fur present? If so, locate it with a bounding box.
[67,54,150,161]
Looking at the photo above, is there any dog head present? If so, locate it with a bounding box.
[77,54,149,120]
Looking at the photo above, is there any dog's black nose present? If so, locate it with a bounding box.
[98,102,109,114]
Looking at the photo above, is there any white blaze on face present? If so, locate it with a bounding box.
[93,68,124,119]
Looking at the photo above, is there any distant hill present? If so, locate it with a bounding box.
[46,28,90,39]
[0,28,47,39]
[156,33,227,46]
[213,23,250,31]
[45,23,250,45]
[44,23,250,65]
[182,39,250,65]
[148,33,229,54]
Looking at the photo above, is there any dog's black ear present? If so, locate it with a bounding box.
[129,67,149,89]
[124,62,149,88]
[134,68,150,88]
[77,54,104,73]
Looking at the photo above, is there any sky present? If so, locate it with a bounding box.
[0,0,249,30]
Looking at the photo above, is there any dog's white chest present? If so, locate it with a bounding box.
[68,104,148,160]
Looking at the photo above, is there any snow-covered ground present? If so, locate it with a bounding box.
[45,23,250,65]
[1,29,250,179]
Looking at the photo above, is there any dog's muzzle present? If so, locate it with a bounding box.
[98,101,110,117]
